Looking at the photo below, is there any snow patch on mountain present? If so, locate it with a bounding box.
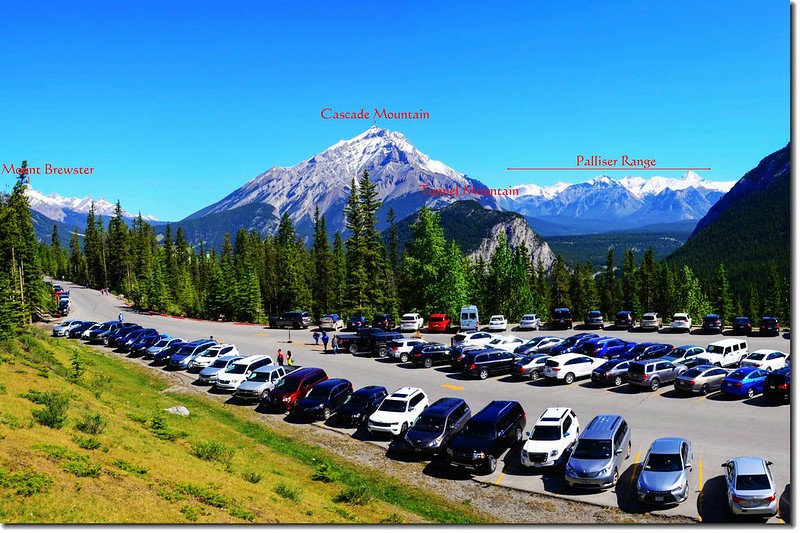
[24,188,157,222]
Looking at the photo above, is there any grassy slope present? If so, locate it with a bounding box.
[0,329,490,524]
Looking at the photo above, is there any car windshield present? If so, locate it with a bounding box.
[344,392,372,407]
[559,338,579,347]
[748,353,767,361]
[522,315,535,320]
[461,421,495,440]
[629,345,649,354]
[728,370,749,380]
[378,399,407,413]
[518,356,536,365]
[429,316,443,323]
[452,335,466,342]
[530,425,561,441]
[153,339,169,347]
[226,363,248,375]
[596,361,617,372]
[707,345,724,354]
[736,474,771,491]
[645,453,682,472]
[211,358,232,368]
[412,415,446,433]
[572,439,612,460]
[176,346,196,355]
[680,368,703,378]
[307,387,331,399]
[554,310,570,318]
[402,315,416,321]
[668,347,689,358]
[275,377,302,390]
[247,372,271,383]
[735,318,749,324]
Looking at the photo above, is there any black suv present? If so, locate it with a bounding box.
[763,367,790,403]
[732,316,753,335]
[269,311,312,329]
[701,314,723,334]
[759,316,781,336]
[291,378,353,421]
[329,385,388,427]
[461,349,517,379]
[408,343,452,368]
[388,397,471,459]
[550,308,573,329]
[372,313,396,331]
[445,400,526,474]
[614,311,635,329]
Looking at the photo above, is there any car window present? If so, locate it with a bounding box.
[409,393,423,408]
[563,416,573,433]
[566,358,580,365]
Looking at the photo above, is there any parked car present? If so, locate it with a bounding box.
[461,349,517,379]
[705,339,749,367]
[721,367,769,398]
[550,308,574,329]
[670,313,692,332]
[330,385,388,427]
[483,335,525,352]
[663,344,707,362]
[232,364,301,402]
[52,320,82,337]
[129,332,167,356]
[615,311,636,329]
[367,387,429,436]
[388,397,471,459]
[543,353,605,384]
[722,457,778,517]
[197,355,243,385]
[105,324,143,347]
[617,342,673,362]
[546,333,600,356]
[701,314,724,334]
[87,321,123,343]
[740,350,789,371]
[585,310,604,329]
[640,312,662,331]
[521,407,580,468]
[763,367,791,404]
[519,314,542,330]
[119,328,159,352]
[269,311,312,329]
[511,354,551,380]
[263,367,329,411]
[487,315,508,331]
[345,315,369,332]
[636,437,693,505]
[373,313,396,331]
[386,338,428,363]
[167,339,217,369]
[444,400,526,475]
[189,344,240,370]
[732,316,753,335]
[459,305,480,331]
[627,359,687,391]
[427,313,450,332]
[514,336,563,355]
[408,343,452,368]
[213,354,273,392]
[152,342,186,365]
[674,365,729,395]
[759,317,781,336]
[335,328,404,357]
[576,337,635,360]
[291,378,353,420]
[591,359,632,387]
[449,346,493,371]
[69,321,97,338]
[318,314,344,331]
[399,313,424,332]
[450,331,495,348]
[678,356,714,369]
[565,414,631,490]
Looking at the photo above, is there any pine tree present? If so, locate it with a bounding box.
[357,170,385,313]
[107,201,132,295]
[549,255,571,309]
[678,265,710,322]
[713,263,734,325]
[621,249,637,312]
[331,232,347,314]
[600,248,619,319]
[50,224,62,279]
[311,207,334,317]
[747,283,761,322]
[534,260,550,318]
[400,206,447,316]
[438,240,471,320]
[344,177,367,313]
[69,228,85,283]
[639,246,656,311]
[507,243,535,319]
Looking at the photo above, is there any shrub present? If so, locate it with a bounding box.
[190,441,234,464]
[69,352,86,381]
[380,513,405,524]
[241,471,262,484]
[32,443,75,460]
[112,459,148,475]
[22,390,71,429]
[62,458,102,478]
[0,468,54,496]
[334,485,372,506]
[311,461,336,483]
[274,482,302,501]
[175,483,229,508]
[331,506,357,521]
[228,506,256,522]
[75,412,106,435]
[72,434,102,450]
[180,505,199,522]
[148,411,188,441]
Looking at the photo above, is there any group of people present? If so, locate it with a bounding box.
[311,330,331,351]
[276,348,294,366]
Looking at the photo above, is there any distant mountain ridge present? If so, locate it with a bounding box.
[23,187,159,229]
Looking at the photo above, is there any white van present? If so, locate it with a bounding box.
[213,354,274,392]
[460,305,480,331]
[705,339,748,367]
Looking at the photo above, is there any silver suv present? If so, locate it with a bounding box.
[627,359,687,391]
[565,414,631,489]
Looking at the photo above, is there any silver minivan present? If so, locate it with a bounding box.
[565,414,632,489]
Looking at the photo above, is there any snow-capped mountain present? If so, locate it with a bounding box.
[24,188,158,229]
[187,126,499,237]
[498,172,735,234]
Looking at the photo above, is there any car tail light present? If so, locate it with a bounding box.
[553,368,561,372]
[732,382,742,387]
[642,374,649,380]
[766,494,777,502]
[686,381,696,386]
[593,349,600,355]
[732,495,747,503]
[778,383,788,390]
[469,363,476,370]
[392,347,398,351]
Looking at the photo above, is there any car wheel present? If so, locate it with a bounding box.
[529,370,539,380]
[423,358,433,368]
[401,422,408,434]
[479,369,489,380]
[378,347,388,358]
[348,344,358,355]
[613,375,623,387]
[700,384,710,396]
[486,455,497,475]
[564,373,575,385]
[515,427,523,442]
[626,441,631,459]
[612,468,619,486]
[650,379,660,391]
[746,387,755,398]
[399,353,409,363]
[323,408,331,420]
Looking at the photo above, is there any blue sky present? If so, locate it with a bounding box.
[0,1,789,221]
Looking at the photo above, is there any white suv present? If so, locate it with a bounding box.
[400,313,424,332]
[670,313,692,332]
[543,353,604,384]
[487,315,508,331]
[189,344,239,370]
[367,387,429,436]
[640,312,662,330]
[388,339,427,363]
[521,408,580,468]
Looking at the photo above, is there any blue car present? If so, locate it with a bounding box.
[167,339,217,369]
[617,342,674,362]
[346,315,369,332]
[546,333,600,356]
[153,342,187,364]
[576,337,636,359]
[720,367,770,398]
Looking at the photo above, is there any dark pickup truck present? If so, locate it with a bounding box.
[335,328,405,357]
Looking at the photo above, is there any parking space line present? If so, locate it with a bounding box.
[697,456,704,522]
[442,384,465,391]
[494,472,506,485]
[256,333,267,336]
[623,446,642,507]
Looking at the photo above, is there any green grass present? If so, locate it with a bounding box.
[334,485,372,506]
[189,440,234,464]
[111,459,148,475]
[274,482,302,501]
[0,468,54,496]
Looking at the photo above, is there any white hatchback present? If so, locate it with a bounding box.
[387,338,428,363]
[367,387,429,436]
[189,344,239,370]
[487,315,508,331]
[400,313,425,332]
[543,353,605,384]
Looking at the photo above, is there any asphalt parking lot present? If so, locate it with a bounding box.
[64,282,790,523]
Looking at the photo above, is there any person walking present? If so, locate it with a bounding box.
[118,312,124,323]
[286,351,294,366]
[313,331,320,345]
[321,331,329,352]
[332,335,338,354]
[277,349,284,366]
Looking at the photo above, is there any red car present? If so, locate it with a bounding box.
[263,367,328,411]
[427,313,450,332]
